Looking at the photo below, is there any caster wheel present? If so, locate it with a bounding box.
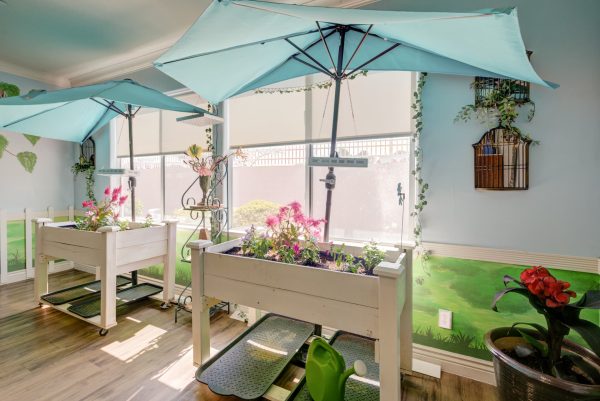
[99,329,109,336]
[160,302,171,310]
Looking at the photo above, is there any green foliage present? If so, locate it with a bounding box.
[277,246,296,264]
[300,243,321,266]
[0,82,20,97]
[0,135,7,158]
[16,151,37,173]
[71,158,96,202]
[455,80,536,141]
[362,241,385,275]
[23,134,40,146]
[240,226,272,259]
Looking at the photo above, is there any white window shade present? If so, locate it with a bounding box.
[228,72,413,148]
[228,88,306,148]
[116,109,160,157]
[310,71,413,142]
[161,93,210,153]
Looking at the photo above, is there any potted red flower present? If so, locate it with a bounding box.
[486,266,600,400]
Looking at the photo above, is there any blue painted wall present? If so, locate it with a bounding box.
[0,72,77,212]
[370,0,600,258]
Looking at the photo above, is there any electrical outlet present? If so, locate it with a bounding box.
[438,309,452,330]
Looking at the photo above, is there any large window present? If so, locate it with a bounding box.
[229,71,414,244]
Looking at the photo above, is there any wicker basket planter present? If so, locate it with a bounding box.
[485,327,600,401]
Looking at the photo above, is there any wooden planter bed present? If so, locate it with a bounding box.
[188,238,413,401]
[33,218,177,333]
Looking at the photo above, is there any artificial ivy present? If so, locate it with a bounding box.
[254,71,368,95]
[71,157,96,202]
[410,73,432,283]
[455,79,537,142]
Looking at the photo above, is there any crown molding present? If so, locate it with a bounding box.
[0,59,70,88]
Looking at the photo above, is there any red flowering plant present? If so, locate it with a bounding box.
[76,186,128,231]
[493,266,600,379]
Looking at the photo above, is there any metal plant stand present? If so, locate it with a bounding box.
[175,163,230,322]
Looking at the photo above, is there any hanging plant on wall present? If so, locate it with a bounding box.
[455,79,537,142]
[0,82,40,173]
[410,73,432,284]
[71,157,96,202]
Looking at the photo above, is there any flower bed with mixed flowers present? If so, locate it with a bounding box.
[76,186,152,231]
[230,201,386,276]
[492,266,600,384]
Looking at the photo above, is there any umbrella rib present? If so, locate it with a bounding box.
[81,102,118,144]
[2,100,78,129]
[158,26,337,65]
[285,38,334,78]
[291,55,333,76]
[91,98,126,117]
[342,24,373,74]
[345,43,401,77]
[316,21,338,73]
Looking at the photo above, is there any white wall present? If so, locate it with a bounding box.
[0,71,77,212]
[370,0,600,258]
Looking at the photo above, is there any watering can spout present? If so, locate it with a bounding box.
[306,338,367,401]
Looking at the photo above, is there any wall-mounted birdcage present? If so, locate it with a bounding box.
[473,127,531,190]
[474,52,533,105]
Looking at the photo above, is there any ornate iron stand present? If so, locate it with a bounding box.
[175,163,230,322]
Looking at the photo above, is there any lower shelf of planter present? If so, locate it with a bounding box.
[40,283,164,329]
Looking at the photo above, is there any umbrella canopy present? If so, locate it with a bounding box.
[0,79,209,142]
[155,0,556,104]
[155,0,556,240]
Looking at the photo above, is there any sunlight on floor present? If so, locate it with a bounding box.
[101,325,166,362]
[151,345,222,391]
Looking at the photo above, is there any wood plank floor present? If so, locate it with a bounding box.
[0,270,498,401]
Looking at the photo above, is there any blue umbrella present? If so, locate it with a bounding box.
[0,79,214,284]
[155,0,557,240]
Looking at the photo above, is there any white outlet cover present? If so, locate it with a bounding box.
[438,309,453,330]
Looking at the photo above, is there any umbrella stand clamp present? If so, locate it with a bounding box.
[320,170,336,189]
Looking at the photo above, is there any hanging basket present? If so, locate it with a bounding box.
[472,127,531,190]
[80,137,96,167]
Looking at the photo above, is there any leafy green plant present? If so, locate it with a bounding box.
[300,244,321,266]
[362,241,385,275]
[71,157,96,202]
[455,79,536,142]
[277,246,296,264]
[493,266,600,382]
[0,82,20,98]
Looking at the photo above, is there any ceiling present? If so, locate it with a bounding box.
[0,0,378,88]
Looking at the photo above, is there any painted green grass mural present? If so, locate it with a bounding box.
[413,255,600,360]
[7,220,25,272]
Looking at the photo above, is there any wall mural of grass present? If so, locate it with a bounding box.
[413,256,600,360]
[7,220,25,272]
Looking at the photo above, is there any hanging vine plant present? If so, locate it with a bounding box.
[455,79,537,142]
[410,73,432,284]
[72,157,96,202]
[0,82,40,173]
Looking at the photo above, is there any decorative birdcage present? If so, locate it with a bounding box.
[80,137,95,166]
[474,51,533,106]
[473,127,531,190]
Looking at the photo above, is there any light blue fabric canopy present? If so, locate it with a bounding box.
[0,79,209,143]
[155,0,556,104]
[155,0,557,240]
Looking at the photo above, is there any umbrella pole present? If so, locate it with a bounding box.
[127,104,138,285]
[323,27,347,242]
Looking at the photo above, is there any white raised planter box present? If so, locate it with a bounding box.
[188,238,413,401]
[33,218,177,330]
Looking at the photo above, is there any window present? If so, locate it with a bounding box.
[228,71,415,244]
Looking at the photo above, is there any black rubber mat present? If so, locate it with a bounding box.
[197,315,314,400]
[290,333,380,401]
[41,276,131,305]
[66,283,163,318]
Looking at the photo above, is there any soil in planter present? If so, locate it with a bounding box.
[495,337,600,385]
[223,247,373,275]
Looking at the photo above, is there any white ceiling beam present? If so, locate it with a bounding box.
[0,59,70,88]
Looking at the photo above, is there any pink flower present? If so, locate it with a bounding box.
[104,187,110,196]
[265,215,280,228]
[198,166,211,176]
[82,200,93,208]
[293,243,301,256]
[292,212,306,225]
[289,201,302,214]
[118,195,128,206]
[278,206,289,219]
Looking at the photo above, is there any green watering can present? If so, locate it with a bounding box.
[305,338,367,401]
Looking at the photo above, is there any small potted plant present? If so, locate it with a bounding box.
[486,266,600,400]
